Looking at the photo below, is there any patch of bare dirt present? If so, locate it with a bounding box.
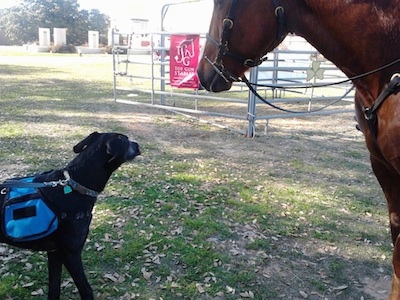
[363,276,391,300]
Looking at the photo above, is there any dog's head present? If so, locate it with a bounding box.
[68,132,141,175]
[74,132,140,160]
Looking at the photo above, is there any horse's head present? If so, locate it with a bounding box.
[197,0,287,92]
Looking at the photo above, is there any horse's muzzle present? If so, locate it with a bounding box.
[197,63,233,92]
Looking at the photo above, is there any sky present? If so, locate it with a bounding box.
[0,0,212,32]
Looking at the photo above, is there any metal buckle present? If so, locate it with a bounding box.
[222,18,234,29]
[274,6,284,16]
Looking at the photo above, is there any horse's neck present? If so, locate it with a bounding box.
[287,0,400,98]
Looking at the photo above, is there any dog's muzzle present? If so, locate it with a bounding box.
[127,141,141,160]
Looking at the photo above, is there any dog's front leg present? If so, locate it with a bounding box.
[47,251,62,300]
[62,252,94,300]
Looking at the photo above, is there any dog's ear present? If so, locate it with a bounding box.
[105,135,128,159]
[73,132,100,153]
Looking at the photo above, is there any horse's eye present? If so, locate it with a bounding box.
[214,0,223,6]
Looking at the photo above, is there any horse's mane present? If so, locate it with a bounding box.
[305,0,400,33]
[352,0,393,8]
[306,0,395,14]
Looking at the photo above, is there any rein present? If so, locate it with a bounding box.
[364,73,400,135]
[248,56,400,90]
[242,75,355,114]
[242,66,400,115]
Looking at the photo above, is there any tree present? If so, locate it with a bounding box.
[0,0,110,45]
[0,5,37,44]
[87,9,110,45]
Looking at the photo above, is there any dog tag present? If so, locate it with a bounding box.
[63,185,73,194]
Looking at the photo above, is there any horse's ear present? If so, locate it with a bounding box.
[73,132,100,153]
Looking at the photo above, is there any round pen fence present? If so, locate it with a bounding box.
[112,30,354,137]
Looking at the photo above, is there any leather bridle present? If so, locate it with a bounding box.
[204,0,286,83]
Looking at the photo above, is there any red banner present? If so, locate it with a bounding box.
[169,34,200,89]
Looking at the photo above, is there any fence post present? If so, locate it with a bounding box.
[112,28,118,101]
[150,33,155,105]
[272,51,279,98]
[247,67,259,137]
[160,5,171,105]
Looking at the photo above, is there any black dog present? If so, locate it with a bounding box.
[0,132,140,299]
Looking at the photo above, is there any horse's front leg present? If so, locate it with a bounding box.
[47,251,62,300]
[370,156,400,299]
[392,240,400,299]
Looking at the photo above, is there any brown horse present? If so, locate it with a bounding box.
[197,0,400,298]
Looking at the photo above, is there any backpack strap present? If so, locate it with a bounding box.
[1,172,99,198]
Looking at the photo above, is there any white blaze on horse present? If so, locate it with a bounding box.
[197,1,400,298]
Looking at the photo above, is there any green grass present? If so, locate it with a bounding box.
[0,51,392,299]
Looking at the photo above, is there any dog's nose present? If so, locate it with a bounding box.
[128,141,141,158]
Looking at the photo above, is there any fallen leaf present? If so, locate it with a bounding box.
[141,268,153,280]
[229,249,241,256]
[61,279,73,288]
[239,291,255,298]
[22,282,35,288]
[31,289,44,296]
[196,283,205,294]
[95,242,104,251]
[104,274,118,282]
[299,290,308,298]
[226,286,235,294]
[152,255,161,265]
[24,263,33,271]
[171,226,183,235]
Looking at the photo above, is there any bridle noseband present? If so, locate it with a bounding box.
[205,0,286,83]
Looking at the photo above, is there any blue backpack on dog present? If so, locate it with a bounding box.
[0,177,58,242]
